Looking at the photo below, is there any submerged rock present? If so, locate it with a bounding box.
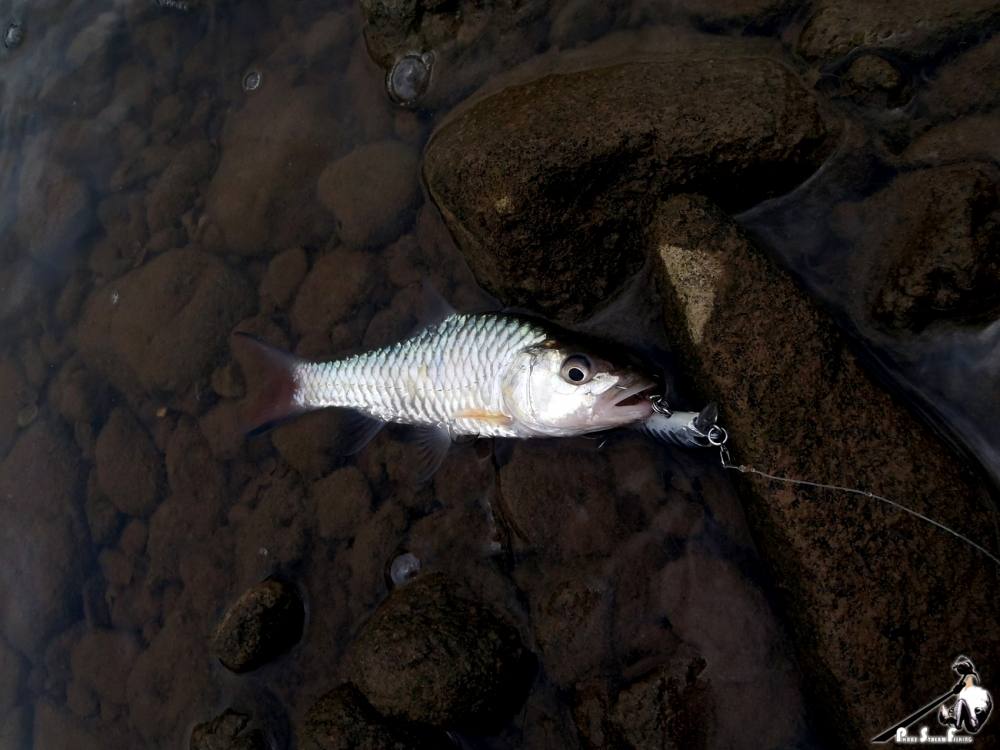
[424,56,832,320]
[837,53,910,108]
[573,656,713,750]
[69,628,141,719]
[203,82,343,256]
[350,572,533,728]
[796,0,1000,63]
[15,146,95,271]
[838,161,1000,333]
[904,112,1000,165]
[259,246,308,312]
[316,140,421,249]
[360,0,549,106]
[499,441,620,560]
[300,683,449,750]
[650,194,1000,747]
[212,578,305,673]
[190,708,268,750]
[921,34,1000,123]
[0,421,85,657]
[95,408,162,518]
[76,248,255,398]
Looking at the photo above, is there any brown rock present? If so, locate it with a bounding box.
[837,162,1000,333]
[523,562,611,686]
[95,407,162,517]
[99,547,133,588]
[922,35,1000,122]
[360,0,549,108]
[85,477,122,548]
[95,191,148,270]
[198,399,245,460]
[301,11,352,63]
[77,248,255,398]
[126,609,219,745]
[212,578,305,673]
[210,361,245,400]
[69,628,141,713]
[165,417,224,505]
[146,489,224,586]
[119,518,147,557]
[424,57,832,320]
[31,699,107,750]
[650,194,1000,747]
[233,469,310,587]
[593,657,714,750]
[838,53,910,107]
[796,0,1000,63]
[350,572,533,728]
[190,708,268,750]
[300,683,448,750]
[260,246,308,312]
[291,250,376,338]
[15,139,95,270]
[50,357,105,424]
[271,410,351,479]
[204,82,343,255]
[145,140,217,234]
[0,421,85,657]
[316,141,421,249]
[904,112,1000,165]
[498,441,620,560]
[312,465,373,540]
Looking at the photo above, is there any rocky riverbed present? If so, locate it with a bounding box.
[0,0,997,748]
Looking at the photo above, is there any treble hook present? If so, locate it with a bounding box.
[649,394,673,417]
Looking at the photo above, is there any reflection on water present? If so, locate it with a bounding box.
[0,0,996,748]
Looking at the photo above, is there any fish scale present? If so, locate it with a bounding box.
[291,314,549,437]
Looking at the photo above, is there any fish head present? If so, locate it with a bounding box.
[501,338,657,436]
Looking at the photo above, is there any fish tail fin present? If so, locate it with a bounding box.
[231,332,306,435]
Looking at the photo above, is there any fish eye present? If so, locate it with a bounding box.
[560,354,593,384]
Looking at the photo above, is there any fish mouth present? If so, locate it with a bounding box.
[598,378,658,421]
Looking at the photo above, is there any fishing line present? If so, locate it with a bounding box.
[705,429,1000,568]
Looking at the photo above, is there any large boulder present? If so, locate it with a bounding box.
[424,56,832,320]
[837,162,1000,334]
[650,194,1000,747]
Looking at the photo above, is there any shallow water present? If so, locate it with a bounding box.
[0,0,996,748]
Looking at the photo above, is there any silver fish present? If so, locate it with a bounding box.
[233,313,659,445]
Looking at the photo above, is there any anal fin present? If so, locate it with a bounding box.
[336,411,386,455]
